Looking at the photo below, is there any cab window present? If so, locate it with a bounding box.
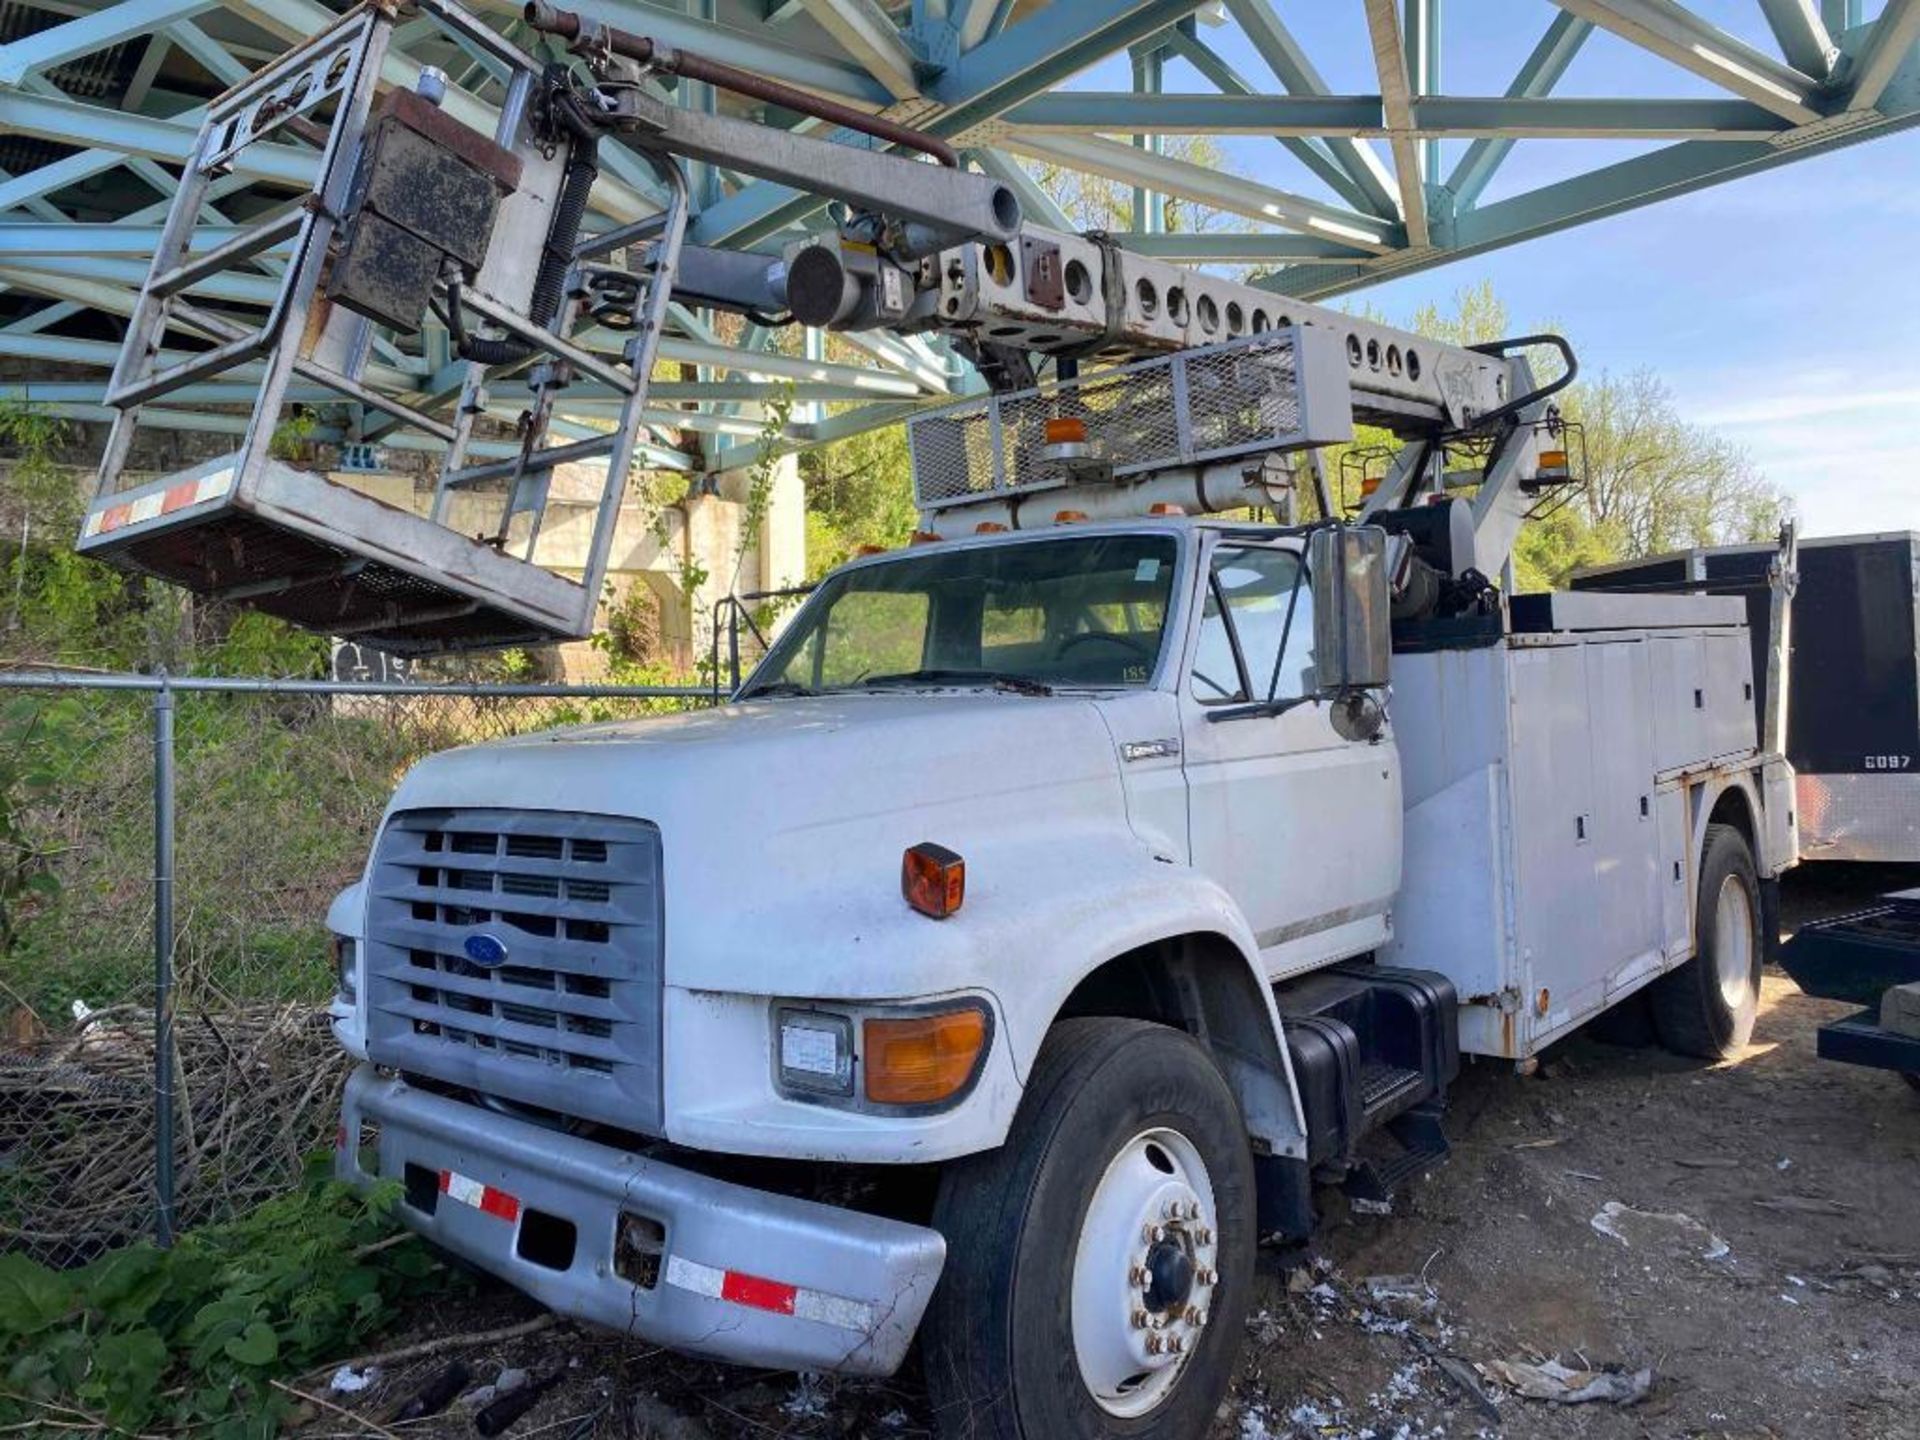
[1188,545,1315,705]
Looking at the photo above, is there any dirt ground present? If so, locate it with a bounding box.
[306,865,1920,1440]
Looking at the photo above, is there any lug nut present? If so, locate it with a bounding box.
[1145,1334,1163,1355]
[1196,1267,1216,1286]
[1129,1264,1148,1285]
[1187,1201,1202,1220]
[1167,1335,1185,1354]
[1131,1308,1148,1329]
[1184,1305,1202,1325]
[1195,1226,1214,1245]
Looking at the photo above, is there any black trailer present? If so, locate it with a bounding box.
[1573,532,1920,862]
[1780,889,1920,1090]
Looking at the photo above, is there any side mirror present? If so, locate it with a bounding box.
[1309,526,1391,695]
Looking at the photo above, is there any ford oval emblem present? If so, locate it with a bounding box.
[464,933,510,968]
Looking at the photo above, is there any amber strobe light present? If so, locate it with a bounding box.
[902,841,965,919]
[1043,416,1088,445]
[864,1008,988,1105]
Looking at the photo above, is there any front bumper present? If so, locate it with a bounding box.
[338,1067,946,1375]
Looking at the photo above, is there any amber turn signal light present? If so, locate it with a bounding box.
[864,1007,988,1105]
[1043,416,1088,445]
[902,841,964,919]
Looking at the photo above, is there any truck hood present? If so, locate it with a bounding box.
[390,690,1124,835]
[381,691,1142,996]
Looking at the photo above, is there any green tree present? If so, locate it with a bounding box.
[797,420,919,577]
[1398,283,1790,590]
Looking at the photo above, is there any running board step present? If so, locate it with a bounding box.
[1342,1101,1451,1206]
[1357,1061,1425,1115]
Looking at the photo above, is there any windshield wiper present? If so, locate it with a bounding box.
[858,668,1054,697]
[736,680,818,700]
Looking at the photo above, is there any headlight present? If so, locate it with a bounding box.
[333,936,357,1004]
[776,1008,853,1095]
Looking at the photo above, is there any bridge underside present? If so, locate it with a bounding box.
[0,0,1915,474]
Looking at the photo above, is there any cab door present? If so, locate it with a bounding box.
[1178,537,1401,979]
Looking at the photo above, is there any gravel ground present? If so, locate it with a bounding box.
[303,865,1920,1440]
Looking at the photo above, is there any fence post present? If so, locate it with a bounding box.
[152,672,177,1248]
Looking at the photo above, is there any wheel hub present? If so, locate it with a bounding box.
[1714,872,1756,1010]
[1071,1128,1220,1420]
[1143,1239,1195,1314]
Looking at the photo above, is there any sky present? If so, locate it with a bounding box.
[1063,2,1920,539]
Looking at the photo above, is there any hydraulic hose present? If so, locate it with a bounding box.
[523,0,959,168]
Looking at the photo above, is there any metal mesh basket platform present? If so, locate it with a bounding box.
[908,327,1352,512]
[79,456,587,655]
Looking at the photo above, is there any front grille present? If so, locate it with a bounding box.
[363,808,664,1133]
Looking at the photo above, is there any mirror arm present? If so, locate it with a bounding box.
[1204,695,1319,724]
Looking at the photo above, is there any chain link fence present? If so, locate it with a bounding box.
[0,670,713,1267]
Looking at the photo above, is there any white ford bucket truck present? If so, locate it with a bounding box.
[62,6,1794,1427]
[327,381,1798,1436]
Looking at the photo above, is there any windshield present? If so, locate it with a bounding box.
[742,533,1180,697]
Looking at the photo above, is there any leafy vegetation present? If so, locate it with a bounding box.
[0,1174,447,1438]
[0,401,327,677]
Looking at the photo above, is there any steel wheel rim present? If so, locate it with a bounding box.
[1714,872,1756,1010]
[1070,1126,1219,1419]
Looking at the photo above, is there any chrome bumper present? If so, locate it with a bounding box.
[338,1066,945,1375]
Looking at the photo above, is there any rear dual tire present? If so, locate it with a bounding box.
[1651,822,1762,1060]
[922,1018,1255,1440]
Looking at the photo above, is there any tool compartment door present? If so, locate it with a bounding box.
[1583,637,1665,1000]
[1508,642,1602,1042]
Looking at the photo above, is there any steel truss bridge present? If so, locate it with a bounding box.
[0,0,1915,476]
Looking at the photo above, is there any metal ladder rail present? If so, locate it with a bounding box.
[90,11,393,505]
[502,149,691,564]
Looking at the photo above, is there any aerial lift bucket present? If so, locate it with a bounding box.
[77,0,688,654]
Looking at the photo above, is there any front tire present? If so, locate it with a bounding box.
[922,1018,1255,1440]
[1651,822,1762,1059]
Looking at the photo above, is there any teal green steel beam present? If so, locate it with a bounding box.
[1001,130,1400,247]
[0,152,125,215]
[1220,0,1400,218]
[0,90,312,186]
[1115,231,1373,262]
[1003,93,1786,138]
[0,0,219,85]
[461,0,886,101]
[1130,45,1164,235]
[1550,0,1822,124]
[1164,25,1384,217]
[1362,0,1428,245]
[1259,54,1920,301]
[1446,12,1591,208]
[1405,0,1440,186]
[0,223,250,254]
[1849,0,1920,109]
[1757,0,1838,78]
[928,0,1208,141]
[1006,92,1381,133]
[690,0,1207,246]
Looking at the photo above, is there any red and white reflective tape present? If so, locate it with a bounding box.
[438,1168,521,1223]
[83,467,233,538]
[663,1254,873,1333]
